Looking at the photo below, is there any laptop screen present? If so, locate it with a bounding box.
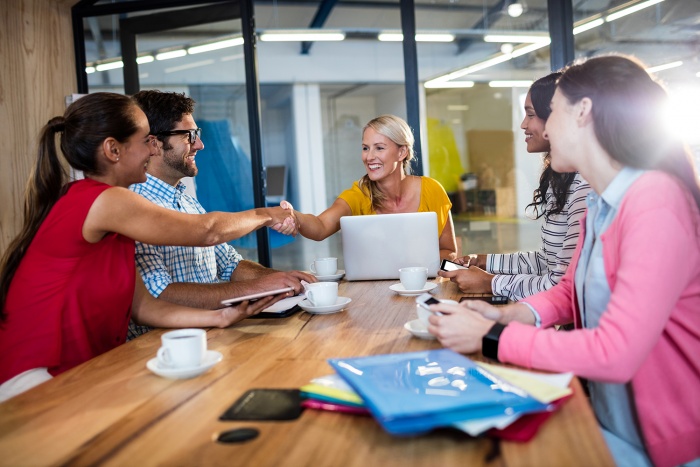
[340,212,441,281]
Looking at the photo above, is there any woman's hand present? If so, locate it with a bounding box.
[454,254,486,269]
[438,267,494,293]
[427,301,499,354]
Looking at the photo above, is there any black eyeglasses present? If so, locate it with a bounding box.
[155,128,201,144]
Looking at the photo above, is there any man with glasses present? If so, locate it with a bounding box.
[128,90,316,339]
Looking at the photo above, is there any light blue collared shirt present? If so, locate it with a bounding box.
[574,167,646,454]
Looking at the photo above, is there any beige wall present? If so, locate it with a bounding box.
[1,0,77,254]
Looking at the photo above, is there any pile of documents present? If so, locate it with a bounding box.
[300,349,572,439]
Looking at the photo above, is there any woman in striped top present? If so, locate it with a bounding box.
[439,72,590,301]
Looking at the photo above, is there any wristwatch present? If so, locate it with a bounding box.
[482,323,506,361]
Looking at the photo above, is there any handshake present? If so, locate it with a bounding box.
[268,200,298,236]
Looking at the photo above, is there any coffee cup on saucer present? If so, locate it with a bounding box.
[310,257,338,277]
[157,328,207,369]
[399,267,428,291]
[305,282,338,307]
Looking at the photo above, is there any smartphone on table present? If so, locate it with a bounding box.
[459,294,508,305]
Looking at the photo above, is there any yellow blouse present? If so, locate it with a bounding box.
[337,176,452,235]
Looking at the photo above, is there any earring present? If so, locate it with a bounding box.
[116,157,120,161]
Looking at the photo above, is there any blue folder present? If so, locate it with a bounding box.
[328,349,547,435]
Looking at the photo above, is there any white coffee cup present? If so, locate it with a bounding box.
[310,257,338,276]
[399,267,428,291]
[156,328,207,369]
[305,282,338,307]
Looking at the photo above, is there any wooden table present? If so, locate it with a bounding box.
[0,278,613,466]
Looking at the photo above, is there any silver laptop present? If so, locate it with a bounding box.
[340,212,441,281]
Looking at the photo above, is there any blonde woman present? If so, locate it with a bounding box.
[281,115,457,259]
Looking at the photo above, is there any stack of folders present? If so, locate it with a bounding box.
[301,349,573,439]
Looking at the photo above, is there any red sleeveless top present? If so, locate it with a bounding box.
[0,179,135,384]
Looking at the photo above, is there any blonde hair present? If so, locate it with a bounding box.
[358,115,415,211]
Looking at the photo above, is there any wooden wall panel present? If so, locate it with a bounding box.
[0,0,76,255]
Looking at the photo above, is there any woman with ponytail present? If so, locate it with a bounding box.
[279,114,457,259]
[0,93,296,401]
[439,72,591,300]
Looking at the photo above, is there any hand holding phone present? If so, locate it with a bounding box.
[415,293,442,315]
[440,259,468,271]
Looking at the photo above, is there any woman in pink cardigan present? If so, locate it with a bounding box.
[429,55,700,467]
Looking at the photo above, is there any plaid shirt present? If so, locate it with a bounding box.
[127,174,243,339]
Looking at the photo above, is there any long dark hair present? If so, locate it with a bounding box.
[0,92,139,317]
[525,72,577,219]
[557,55,700,211]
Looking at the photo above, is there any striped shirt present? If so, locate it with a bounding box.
[487,173,590,301]
[127,174,243,339]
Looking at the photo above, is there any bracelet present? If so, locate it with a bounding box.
[482,323,506,362]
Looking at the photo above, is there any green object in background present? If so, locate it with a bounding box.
[426,118,465,193]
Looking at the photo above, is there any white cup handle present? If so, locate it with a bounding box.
[157,347,171,367]
[306,290,316,306]
[310,262,317,274]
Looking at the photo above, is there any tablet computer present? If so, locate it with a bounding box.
[220,287,294,307]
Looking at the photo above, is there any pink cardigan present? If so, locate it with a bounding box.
[499,171,700,467]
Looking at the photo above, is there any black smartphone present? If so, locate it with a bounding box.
[459,295,508,305]
[440,259,468,271]
[249,305,301,319]
[415,293,442,315]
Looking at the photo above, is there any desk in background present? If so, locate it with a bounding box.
[0,279,613,466]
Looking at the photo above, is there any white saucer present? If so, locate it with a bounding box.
[389,282,438,296]
[299,297,352,314]
[404,319,436,340]
[313,270,345,282]
[146,350,223,380]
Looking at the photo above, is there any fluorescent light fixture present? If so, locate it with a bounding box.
[424,81,475,89]
[259,30,345,42]
[605,0,664,22]
[415,33,455,42]
[484,34,549,43]
[165,59,216,74]
[573,18,605,35]
[156,49,187,61]
[378,33,403,42]
[378,32,455,42]
[489,80,533,87]
[95,61,123,71]
[646,60,683,73]
[447,104,469,111]
[500,43,514,54]
[85,66,96,74]
[136,55,154,64]
[188,37,244,54]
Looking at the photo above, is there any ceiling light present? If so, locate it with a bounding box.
[484,34,549,43]
[489,80,533,87]
[573,18,605,35]
[378,32,455,42]
[646,60,683,73]
[424,81,475,89]
[259,30,345,42]
[156,50,187,61]
[415,33,455,42]
[85,66,96,74]
[605,0,664,22]
[136,55,154,64]
[500,43,514,54]
[95,61,123,71]
[507,3,525,18]
[447,105,469,111]
[188,37,244,54]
